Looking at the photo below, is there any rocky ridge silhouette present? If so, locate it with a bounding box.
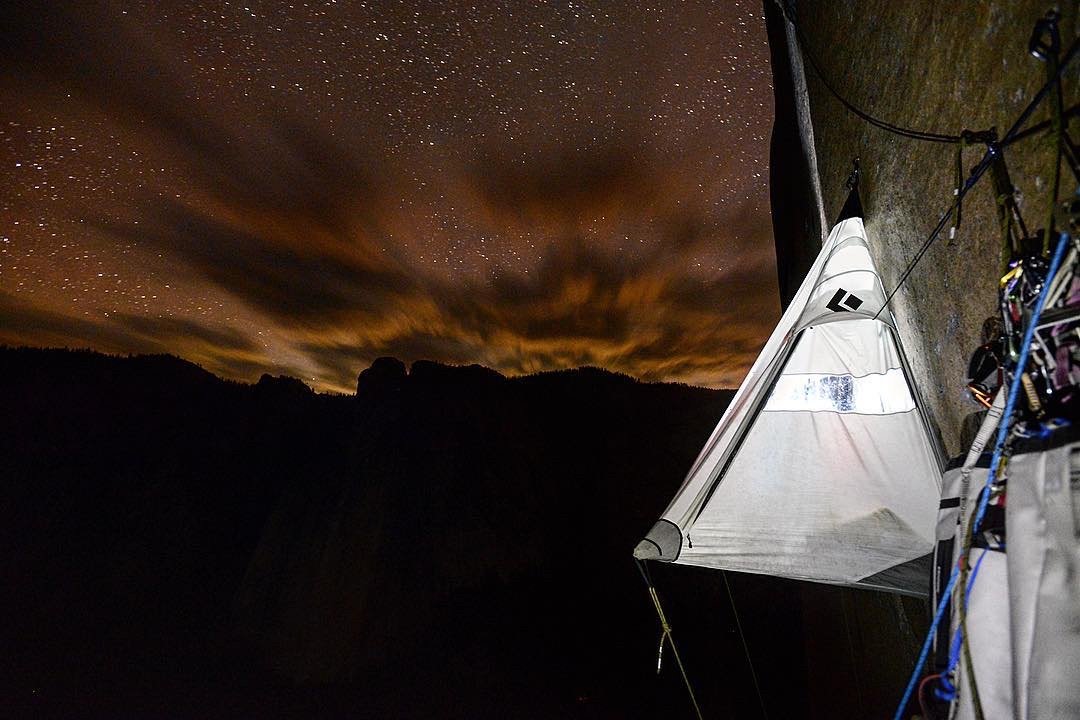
[0,346,814,719]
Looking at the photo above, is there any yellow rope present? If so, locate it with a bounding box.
[646,585,705,720]
[957,537,985,720]
[955,457,1002,720]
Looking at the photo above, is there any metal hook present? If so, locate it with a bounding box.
[1029,9,1061,62]
[845,157,860,190]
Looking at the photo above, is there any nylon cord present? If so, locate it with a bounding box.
[775,0,967,144]
[776,0,1079,316]
[872,150,995,319]
[1044,48,1067,251]
[957,511,986,719]
[723,570,768,720]
[874,38,1080,319]
[647,587,705,720]
[778,0,1079,150]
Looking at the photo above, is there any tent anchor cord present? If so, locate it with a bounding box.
[777,0,1078,153]
[774,0,1079,317]
[724,570,769,720]
[636,560,705,720]
[774,0,968,143]
[956,511,987,720]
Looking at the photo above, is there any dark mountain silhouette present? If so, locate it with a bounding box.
[0,346,813,719]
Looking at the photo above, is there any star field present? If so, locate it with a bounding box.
[1,0,777,392]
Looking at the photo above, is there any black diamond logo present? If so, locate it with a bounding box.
[826,288,864,312]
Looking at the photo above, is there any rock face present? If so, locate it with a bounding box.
[0,348,814,719]
[764,0,825,307]
[786,1,1079,456]
[766,4,1080,717]
[407,358,506,389]
[257,373,315,397]
[355,355,407,396]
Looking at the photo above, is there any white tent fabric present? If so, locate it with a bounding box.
[635,217,943,595]
[1007,441,1080,719]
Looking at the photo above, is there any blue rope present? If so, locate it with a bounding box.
[892,231,1070,720]
[937,547,990,701]
[892,567,960,720]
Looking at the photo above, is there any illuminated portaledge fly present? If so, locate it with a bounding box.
[635,194,943,597]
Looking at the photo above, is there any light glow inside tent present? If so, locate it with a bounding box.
[764,369,915,414]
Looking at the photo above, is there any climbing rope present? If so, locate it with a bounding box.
[636,560,705,720]
[1032,9,1066,251]
[918,673,945,719]
[999,102,1080,148]
[1004,38,1080,148]
[988,141,1031,270]
[891,230,1071,720]
[779,2,1079,154]
[954,505,988,719]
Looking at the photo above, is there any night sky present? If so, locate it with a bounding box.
[1,0,776,393]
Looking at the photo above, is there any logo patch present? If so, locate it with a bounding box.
[826,288,864,312]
